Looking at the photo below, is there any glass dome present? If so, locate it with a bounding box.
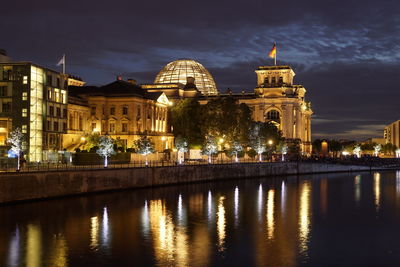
[154,59,218,95]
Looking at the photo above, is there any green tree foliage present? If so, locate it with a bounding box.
[201,97,252,143]
[133,136,155,155]
[170,98,204,147]
[382,143,398,156]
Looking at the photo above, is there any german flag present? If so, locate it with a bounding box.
[268,43,276,58]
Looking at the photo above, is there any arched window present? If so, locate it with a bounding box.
[266,110,280,123]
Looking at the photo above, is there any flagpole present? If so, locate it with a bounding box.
[274,43,277,66]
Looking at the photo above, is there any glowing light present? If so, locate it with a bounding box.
[7,227,20,267]
[258,184,263,222]
[373,144,381,157]
[266,189,275,240]
[396,149,400,158]
[102,207,110,248]
[142,200,150,235]
[281,181,286,213]
[353,145,361,158]
[217,196,226,251]
[342,151,350,156]
[177,194,184,224]
[374,172,381,211]
[218,138,224,144]
[161,136,166,141]
[80,136,86,142]
[208,190,213,222]
[268,140,273,145]
[49,234,68,267]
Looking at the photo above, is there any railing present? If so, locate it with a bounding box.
[0,157,399,174]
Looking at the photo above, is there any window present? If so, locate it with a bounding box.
[57,77,60,88]
[56,107,61,117]
[22,92,28,100]
[266,110,280,123]
[22,125,27,133]
[122,123,128,132]
[22,108,27,117]
[47,121,51,131]
[264,77,269,84]
[90,106,96,116]
[63,122,67,132]
[78,116,83,131]
[271,77,276,84]
[48,89,52,100]
[54,90,60,102]
[110,107,115,115]
[61,90,67,104]
[47,75,53,86]
[23,76,28,84]
[63,109,67,118]
[102,105,105,115]
[49,106,54,116]
[278,77,283,84]
[109,123,115,132]
[69,115,73,129]
[122,106,128,115]
[0,86,7,96]
[54,122,59,131]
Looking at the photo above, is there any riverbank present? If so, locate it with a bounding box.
[0,162,393,204]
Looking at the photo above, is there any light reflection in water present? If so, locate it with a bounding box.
[142,200,150,235]
[7,227,20,267]
[49,234,68,267]
[234,187,239,226]
[320,179,328,215]
[102,207,110,249]
[27,224,42,267]
[299,181,311,256]
[396,171,400,196]
[281,181,286,213]
[258,184,263,222]
[217,196,226,252]
[208,191,213,222]
[354,175,361,204]
[149,199,189,267]
[266,189,275,240]
[90,216,99,249]
[374,172,381,211]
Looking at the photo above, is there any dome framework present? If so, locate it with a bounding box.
[154,59,218,95]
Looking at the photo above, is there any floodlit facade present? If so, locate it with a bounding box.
[63,78,174,153]
[384,120,400,148]
[154,59,218,95]
[0,62,68,162]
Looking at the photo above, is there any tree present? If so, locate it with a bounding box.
[230,141,243,163]
[170,98,204,147]
[329,140,343,157]
[86,132,101,150]
[133,136,155,165]
[281,144,288,161]
[353,145,361,158]
[249,121,282,161]
[373,144,381,157]
[96,135,115,168]
[202,136,218,163]
[175,136,188,164]
[396,148,400,158]
[7,128,24,171]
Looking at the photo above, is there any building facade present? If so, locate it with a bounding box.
[384,120,400,148]
[0,62,68,162]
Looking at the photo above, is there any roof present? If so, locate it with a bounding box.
[69,80,163,100]
[257,65,292,71]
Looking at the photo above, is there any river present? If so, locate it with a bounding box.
[1,170,400,266]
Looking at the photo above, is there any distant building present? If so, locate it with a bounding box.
[362,138,386,145]
[384,120,400,147]
[0,49,12,63]
[0,62,68,162]
[148,61,313,154]
[64,78,174,152]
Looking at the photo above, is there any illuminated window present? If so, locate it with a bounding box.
[22,92,28,100]
[122,123,128,132]
[48,89,52,100]
[109,123,115,132]
[266,110,280,123]
[54,89,61,102]
[23,76,28,84]
[22,125,27,133]
[61,90,67,104]
[22,108,27,117]
[122,106,128,115]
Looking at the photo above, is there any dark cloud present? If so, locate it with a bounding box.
[0,0,399,140]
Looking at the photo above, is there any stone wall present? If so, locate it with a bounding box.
[0,162,372,204]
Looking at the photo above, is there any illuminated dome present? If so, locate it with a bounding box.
[154,59,218,95]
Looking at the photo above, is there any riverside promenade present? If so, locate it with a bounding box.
[1,160,398,204]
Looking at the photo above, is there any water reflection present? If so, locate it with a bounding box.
[258,184,263,222]
[217,196,226,252]
[234,187,239,227]
[26,224,42,267]
[299,181,311,256]
[396,171,400,196]
[374,172,381,211]
[281,181,286,213]
[90,216,99,249]
[266,189,275,240]
[207,191,213,223]
[320,179,328,215]
[49,234,68,267]
[142,200,150,235]
[102,207,111,249]
[354,175,361,204]
[7,227,20,267]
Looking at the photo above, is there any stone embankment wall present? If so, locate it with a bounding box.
[0,162,373,204]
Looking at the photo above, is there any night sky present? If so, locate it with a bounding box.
[1,0,399,140]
